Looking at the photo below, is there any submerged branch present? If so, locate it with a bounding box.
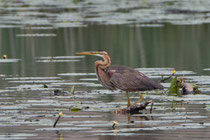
[113,100,153,114]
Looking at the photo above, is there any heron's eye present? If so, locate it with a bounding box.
[103,68,108,72]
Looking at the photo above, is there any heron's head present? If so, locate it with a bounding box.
[76,50,109,58]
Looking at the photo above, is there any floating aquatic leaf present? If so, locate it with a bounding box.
[8,80,65,84]
[6,84,60,91]
[179,123,206,126]
[6,84,45,90]
[51,82,102,87]
[0,123,21,127]
[63,115,103,118]
[80,78,98,81]
[75,122,134,127]
[92,125,206,133]
[5,77,61,80]
[37,56,85,59]
[70,107,81,112]
[185,76,210,80]
[136,68,174,71]
[203,123,210,126]
[51,94,98,99]
[21,27,54,30]
[16,34,56,37]
[134,120,193,125]
[129,24,164,27]
[36,59,80,63]
[0,117,16,122]
[0,59,20,63]
[132,112,199,117]
[160,115,208,120]
[36,127,92,131]
[0,25,21,28]
[58,73,96,76]
[203,68,210,71]
[136,68,195,76]
[53,23,87,28]
[93,133,138,136]
[0,133,37,139]
[26,99,56,103]
[0,90,15,93]
[0,104,30,110]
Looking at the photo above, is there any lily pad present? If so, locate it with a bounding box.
[16,34,56,37]
[36,60,80,63]
[58,73,96,76]
[36,127,92,131]
[0,59,20,63]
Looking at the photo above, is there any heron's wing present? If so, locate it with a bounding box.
[109,66,163,91]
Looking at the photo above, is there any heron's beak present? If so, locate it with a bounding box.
[76,51,99,56]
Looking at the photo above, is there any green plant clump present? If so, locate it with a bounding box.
[168,77,181,96]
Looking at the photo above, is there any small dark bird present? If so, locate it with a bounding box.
[77,51,163,107]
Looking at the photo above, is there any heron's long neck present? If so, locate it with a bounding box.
[95,55,111,70]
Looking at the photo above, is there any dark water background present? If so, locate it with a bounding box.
[1,24,210,77]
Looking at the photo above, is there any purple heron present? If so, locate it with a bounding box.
[77,51,164,107]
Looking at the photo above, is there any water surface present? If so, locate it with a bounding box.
[1,0,210,140]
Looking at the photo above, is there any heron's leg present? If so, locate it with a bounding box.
[133,91,144,105]
[126,92,131,107]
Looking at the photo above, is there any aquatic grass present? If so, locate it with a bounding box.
[168,77,181,96]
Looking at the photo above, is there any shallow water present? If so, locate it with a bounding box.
[1,0,210,140]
